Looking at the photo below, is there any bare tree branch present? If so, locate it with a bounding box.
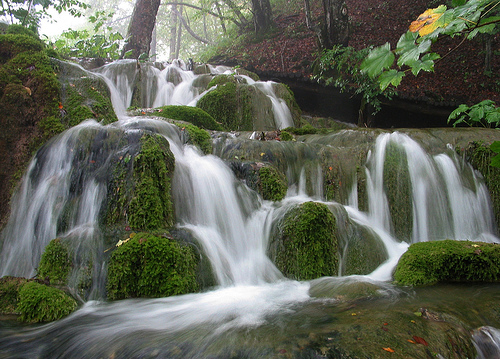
[171,7,213,44]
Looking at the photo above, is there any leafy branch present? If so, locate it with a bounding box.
[361,0,500,90]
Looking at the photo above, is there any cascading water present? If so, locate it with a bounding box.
[1,60,500,358]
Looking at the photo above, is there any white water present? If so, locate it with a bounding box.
[0,60,499,357]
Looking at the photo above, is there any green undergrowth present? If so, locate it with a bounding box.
[106,233,199,300]
[394,240,500,286]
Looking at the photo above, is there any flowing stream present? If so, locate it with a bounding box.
[0,60,500,357]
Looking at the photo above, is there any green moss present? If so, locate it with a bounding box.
[0,34,44,62]
[181,124,213,154]
[280,130,293,141]
[128,134,175,231]
[37,238,72,285]
[106,233,199,300]
[207,74,238,89]
[283,124,317,135]
[394,240,500,286]
[0,277,27,314]
[154,105,223,131]
[63,77,117,127]
[273,201,338,280]
[17,281,77,323]
[197,82,238,130]
[258,165,287,201]
[383,143,412,241]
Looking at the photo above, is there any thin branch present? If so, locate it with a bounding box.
[171,7,213,44]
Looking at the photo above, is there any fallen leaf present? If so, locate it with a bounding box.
[382,347,395,353]
[412,336,429,346]
[351,313,357,316]
[407,339,416,344]
[23,86,31,95]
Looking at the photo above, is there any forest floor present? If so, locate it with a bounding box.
[212,0,499,108]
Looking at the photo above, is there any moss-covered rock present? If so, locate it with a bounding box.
[17,281,77,323]
[257,165,287,201]
[105,133,175,232]
[37,238,72,285]
[0,276,27,314]
[394,240,500,286]
[106,233,199,300]
[383,142,413,241]
[181,124,213,155]
[154,105,223,131]
[229,162,287,201]
[271,201,338,280]
[197,75,300,131]
[461,141,500,235]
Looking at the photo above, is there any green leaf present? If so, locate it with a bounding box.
[397,39,432,67]
[361,43,395,78]
[448,104,470,121]
[378,70,404,90]
[489,141,500,154]
[490,153,500,168]
[396,31,418,54]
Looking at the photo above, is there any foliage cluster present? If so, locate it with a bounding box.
[361,0,500,90]
[154,105,223,131]
[51,11,124,60]
[0,0,89,33]
[37,238,71,285]
[315,45,396,113]
[17,281,77,322]
[448,100,500,127]
[394,239,500,286]
[106,233,199,300]
[274,201,338,280]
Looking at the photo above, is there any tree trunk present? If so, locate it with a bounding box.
[121,0,161,59]
[304,0,349,50]
[169,1,178,60]
[175,6,183,59]
[323,0,349,47]
[251,0,273,33]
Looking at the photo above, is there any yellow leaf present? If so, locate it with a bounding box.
[409,6,445,36]
[23,86,31,95]
[382,347,395,353]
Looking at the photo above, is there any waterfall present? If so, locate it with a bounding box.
[364,132,497,243]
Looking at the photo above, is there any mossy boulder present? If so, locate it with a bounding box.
[0,276,28,314]
[17,281,77,323]
[154,105,223,131]
[460,141,500,235]
[105,133,175,232]
[270,201,338,280]
[181,123,213,155]
[229,162,287,201]
[394,240,500,286]
[37,238,72,285]
[383,142,412,241]
[196,75,300,131]
[106,233,199,300]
